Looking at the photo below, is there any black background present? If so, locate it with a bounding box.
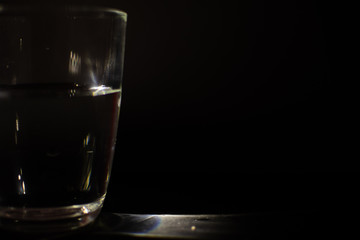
[1,0,358,215]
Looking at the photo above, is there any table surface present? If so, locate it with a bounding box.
[0,210,358,240]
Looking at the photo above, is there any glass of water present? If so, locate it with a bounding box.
[0,5,127,232]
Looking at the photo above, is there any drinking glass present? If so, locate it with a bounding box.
[0,5,127,232]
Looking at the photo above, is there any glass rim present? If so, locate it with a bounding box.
[0,4,127,20]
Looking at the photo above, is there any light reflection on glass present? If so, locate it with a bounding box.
[69,51,81,75]
[80,133,95,191]
[90,85,110,91]
[69,89,76,97]
[81,206,90,214]
[84,56,99,86]
[17,168,26,195]
[84,134,90,147]
[90,85,113,96]
[14,113,19,145]
[15,113,19,131]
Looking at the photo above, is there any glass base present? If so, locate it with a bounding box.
[0,196,104,233]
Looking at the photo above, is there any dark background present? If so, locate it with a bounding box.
[1,0,357,214]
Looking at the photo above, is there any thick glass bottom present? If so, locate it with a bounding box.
[0,195,104,233]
